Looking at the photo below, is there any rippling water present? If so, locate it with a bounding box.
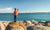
[0,13,50,21]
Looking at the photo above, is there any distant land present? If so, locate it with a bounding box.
[0,12,50,13]
[19,12,50,13]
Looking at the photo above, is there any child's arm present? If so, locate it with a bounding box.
[17,9,19,12]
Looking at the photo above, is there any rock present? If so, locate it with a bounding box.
[31,20,38,25]
[33,25,50,30]
[23,20,33,26]
[0,25,1,30]
[47,23,50,27]
[26,21,34,26]
[0,22,5,30]
[19,22,27,30]
[27,26,34,30]
[24,23,27,26]
[39,21,50,26]
[2,21,10,27]
[6,22,27,30]
[23,20,27,23]
[27,21,32,24]
[38,21,46,23]
[27,24,50,30]
[0,21,10,30]
[38,21,46,26]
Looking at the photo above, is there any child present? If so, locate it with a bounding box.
[14,8,19,22]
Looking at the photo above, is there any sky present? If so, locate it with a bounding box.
[0,0,50,13]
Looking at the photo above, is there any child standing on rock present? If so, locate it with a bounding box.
[14,8,19,22]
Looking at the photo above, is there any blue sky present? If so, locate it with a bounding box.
[0,0,50,13]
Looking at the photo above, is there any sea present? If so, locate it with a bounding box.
[0,13,50,22]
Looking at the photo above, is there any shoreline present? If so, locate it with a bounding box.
[0,20,50,30]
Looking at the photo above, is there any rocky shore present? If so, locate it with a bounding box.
[0,20,50,30]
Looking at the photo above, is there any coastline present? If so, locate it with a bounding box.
[0,20,50,30]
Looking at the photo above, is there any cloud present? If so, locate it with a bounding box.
[19,11,50,13]
[0,8,50,13]
[0,8,13,13]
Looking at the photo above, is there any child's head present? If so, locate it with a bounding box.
[15,8,17,11]
[14,8,19,11]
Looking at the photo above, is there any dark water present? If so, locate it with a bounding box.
[0,13,50,22]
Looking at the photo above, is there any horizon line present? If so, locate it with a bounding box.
[0,12,50,13]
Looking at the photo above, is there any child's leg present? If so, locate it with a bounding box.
[14,15,16,22]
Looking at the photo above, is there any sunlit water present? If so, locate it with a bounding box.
[0,13,50,22]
